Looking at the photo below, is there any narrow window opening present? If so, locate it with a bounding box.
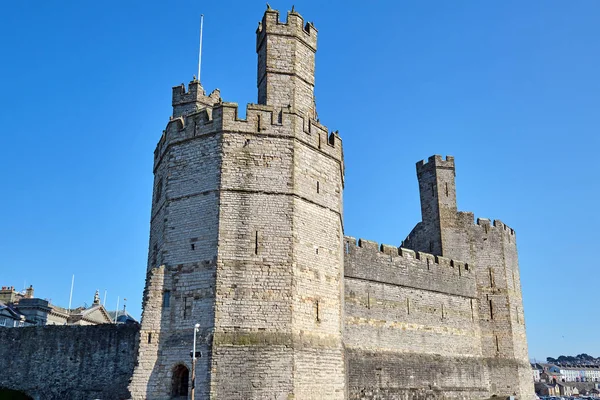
[316,181,320,193]
[489,268,494,288]
[315,300,321,322]
[345,241,350,254]
[257,115,262,132]
[183,297,188,319]
[191,243,195,250]
[445,182,449,197]
[431,183,435,197]
[155,178,163,203]
[163,290,171,308]
[426,258,430,270]
[465,263,469,271]
[489,299,494,320]
[315,247,319,254]
[407,298,410,315]
[254,231,259,255]
[148,332,152,344]
[495,335,500,352]
[470,299,474,321]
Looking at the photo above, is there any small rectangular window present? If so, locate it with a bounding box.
[315,300,321,322]
[155,178,163,203]
[254,231,259,255]
[163,290,171,308]
[148,333,152,344]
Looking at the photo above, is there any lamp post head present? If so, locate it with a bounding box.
[194,323,200,329]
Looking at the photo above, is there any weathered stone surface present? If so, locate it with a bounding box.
[0,324,139,400]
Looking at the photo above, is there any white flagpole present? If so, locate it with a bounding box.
[114,296,119,323]
[198,14,204,82]
[68,274,75,310]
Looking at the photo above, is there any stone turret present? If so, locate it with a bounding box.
[256,7,317,118]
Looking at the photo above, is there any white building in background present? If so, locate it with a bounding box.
[584,367,600,382]
[532,364,542,382]
[560,367,582,382]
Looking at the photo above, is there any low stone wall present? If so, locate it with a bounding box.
[0,324,139,400]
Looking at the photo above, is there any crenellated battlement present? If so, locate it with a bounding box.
[416,154,455,175]
[172,81,220,106]
[171,80,221,118]
[346,236,471,276]
[154,100,343,171]
[256,7,317,52]
[456,212,516,236]
[344,236,477,299]
[475,217,516,236]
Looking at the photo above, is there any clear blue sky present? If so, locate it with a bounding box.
[1,1,598,361]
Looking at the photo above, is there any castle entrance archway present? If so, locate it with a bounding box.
[171,364,189,399]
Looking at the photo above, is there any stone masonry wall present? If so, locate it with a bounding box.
[211,105,345,398]
[129,84,222,399]
[343,237,490,399]
[0,324,139,400]
[401,155,535,400]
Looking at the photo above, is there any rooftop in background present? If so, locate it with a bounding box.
[0,285,138,327]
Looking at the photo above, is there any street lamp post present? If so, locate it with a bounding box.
[191,323,200,400]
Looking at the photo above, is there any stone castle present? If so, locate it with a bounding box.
[128,6,534,400]
[0,6,534,400]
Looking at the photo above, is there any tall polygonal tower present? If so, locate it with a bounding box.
[130,7,345,400]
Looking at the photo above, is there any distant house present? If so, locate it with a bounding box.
[535,382,559,396]
[0,302,33,328]
[1,285,116,326]
[532,363,542,382]
[106,310,139,325]
[538,364,563,384]
[556,382,578,396]
[66,303,113,325]
[584,367,600,383]
[0,286,25,304]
